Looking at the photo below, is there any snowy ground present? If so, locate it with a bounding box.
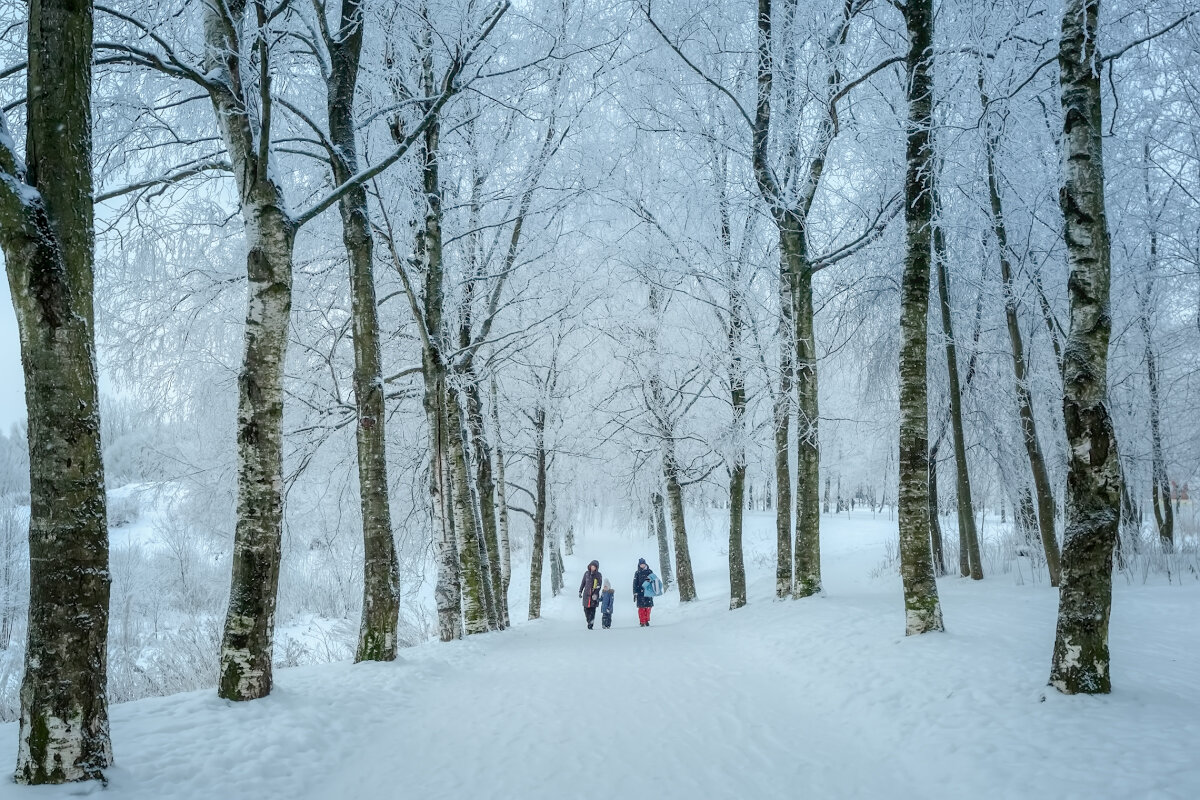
[2,509,1198,799]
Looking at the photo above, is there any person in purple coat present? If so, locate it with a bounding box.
[578,560,602,629]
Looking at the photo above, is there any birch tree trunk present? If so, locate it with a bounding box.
[1050,0,1122,694]
[728,284,748,611]
[652,491,673,588]
[932,194,982,579]
[1,0,113,781]
[897,0,944,635]
[415,64,463,641]
[980,71,1062,586]
[427,380,462,642]
[324,0,401,663]
[490,380,513,608]
[528,407,548,619]
[207,0,296,702]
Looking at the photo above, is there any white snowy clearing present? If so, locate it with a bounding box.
[3,509,1198,799]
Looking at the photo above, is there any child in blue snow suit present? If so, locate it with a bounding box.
[600,579,615,629]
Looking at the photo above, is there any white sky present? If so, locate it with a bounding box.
[0,265,27,431]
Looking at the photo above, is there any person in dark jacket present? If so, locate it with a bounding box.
[633,558,654,627]
[578,560,602,629]
[599,579,615,629]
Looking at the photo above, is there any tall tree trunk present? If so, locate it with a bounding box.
[206,0,297,702]
[1139,150,1173,552]
[1,0,113,781]
[652,491,673,588]
[663,449,697,601]
[773,290,794,598]
[898,0,944,635]
[928,434,946,576]
[445,389,488,634]
[427,378,462,641]
[528,407,548,619]
[790,230,822,598]
[932,193,982,580]
[414,54,462,641]
[980,69,1062,586]
[325,0,401,663]
[1050,0,1122,695]
[489,380,513,618]
[728,297,748,611]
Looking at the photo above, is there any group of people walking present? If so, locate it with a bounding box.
[578,558,659,629]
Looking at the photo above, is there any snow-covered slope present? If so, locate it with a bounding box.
[2,510,1197,799]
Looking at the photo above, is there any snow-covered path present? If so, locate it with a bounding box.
[3,511,1198,799]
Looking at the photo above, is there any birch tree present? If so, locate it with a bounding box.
[0,0,112,781]
[897,0,944,635]
[1049,0,1122,694]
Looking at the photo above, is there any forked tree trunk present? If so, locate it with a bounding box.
[1,0,112,781]
[980,69,1062,587]
[325,0,401,663]
[206,0,297,702]
[897,0,944,635]
[932,190,982,579]
[1050,0,1122,695]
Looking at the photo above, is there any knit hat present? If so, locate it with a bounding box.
[602,578,611,590]
[638,557,648,566]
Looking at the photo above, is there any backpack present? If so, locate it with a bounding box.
[643,572,664,597]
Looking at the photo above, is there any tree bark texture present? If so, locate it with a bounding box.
[1,0,113,782]
[1050,0,1122,695]
[325,0,401,663]
[728,292,748,611]
[898,0,944,636]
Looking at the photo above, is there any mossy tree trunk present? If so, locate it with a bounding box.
[1,0,113,782]
[1050,0,1122,695]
